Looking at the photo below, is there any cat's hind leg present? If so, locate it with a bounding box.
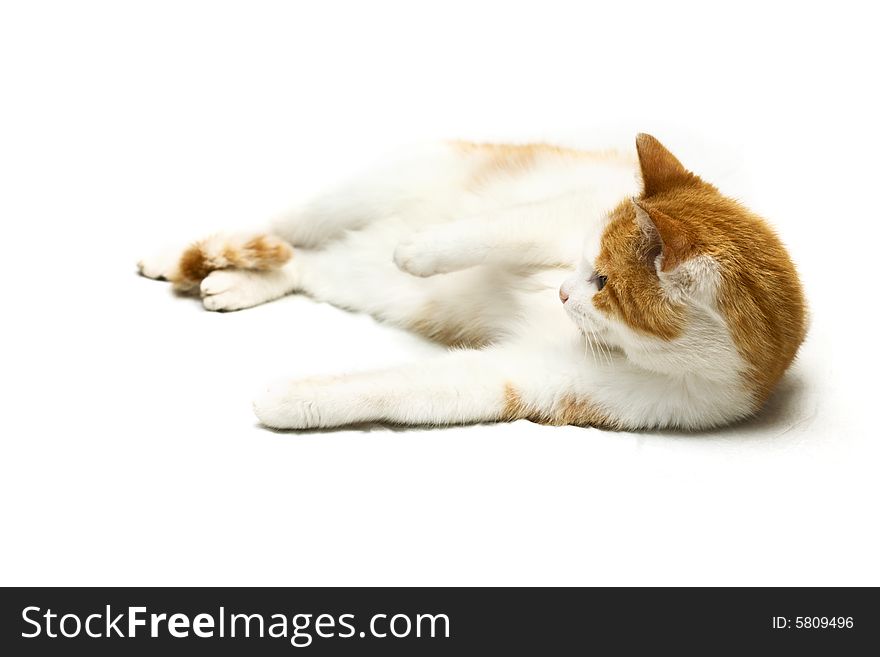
[138,232,293,292]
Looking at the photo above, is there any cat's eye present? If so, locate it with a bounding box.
[594,274,608,291]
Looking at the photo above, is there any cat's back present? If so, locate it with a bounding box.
[451,141,640,211]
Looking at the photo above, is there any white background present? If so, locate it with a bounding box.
[1,1,876,586]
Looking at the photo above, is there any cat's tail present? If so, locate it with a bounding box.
[167,233,293,291]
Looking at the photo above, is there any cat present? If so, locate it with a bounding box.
[138,134,807,431]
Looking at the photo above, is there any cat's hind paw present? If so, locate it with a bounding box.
[200,269,293,312]
[137,245,184,281]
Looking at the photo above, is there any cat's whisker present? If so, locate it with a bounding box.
[600,337,615,369]
[578,319,593,360]
[580,318,605,366]
[596,338,614,367]
[584,316,614,369]
[579,316,598,362]
[586,320,611,367]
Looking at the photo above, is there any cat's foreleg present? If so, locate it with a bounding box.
[253,349,522,430]
[251,340,614,430]
[392,194,589,277]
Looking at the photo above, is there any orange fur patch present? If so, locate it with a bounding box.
[171,234,293,290]
[175,244,212,290]
[240,235,294,270]
[452,140,633,188]
[501,383,614,428]
[713,206,807,403]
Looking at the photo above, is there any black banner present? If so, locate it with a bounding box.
[1,587,875,654]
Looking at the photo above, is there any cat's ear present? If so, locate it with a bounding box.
[632,198,695,272]
[635,133,701,197]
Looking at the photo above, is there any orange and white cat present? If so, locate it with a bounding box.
[139,134,806,431]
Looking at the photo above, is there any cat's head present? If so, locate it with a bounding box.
[560,133,807,409]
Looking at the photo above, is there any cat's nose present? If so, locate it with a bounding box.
[559,287,569,304]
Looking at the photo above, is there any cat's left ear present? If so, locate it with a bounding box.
[632,199,695,273]
[636,133,701,197]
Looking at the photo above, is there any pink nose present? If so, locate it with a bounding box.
[559,288,569,303]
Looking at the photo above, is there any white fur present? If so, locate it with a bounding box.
[201,269,294,311]
[137,243,185,281]
[142,142,754,430]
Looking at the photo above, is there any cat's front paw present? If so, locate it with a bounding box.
[253,381,324,429]
[393,239,445,277]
